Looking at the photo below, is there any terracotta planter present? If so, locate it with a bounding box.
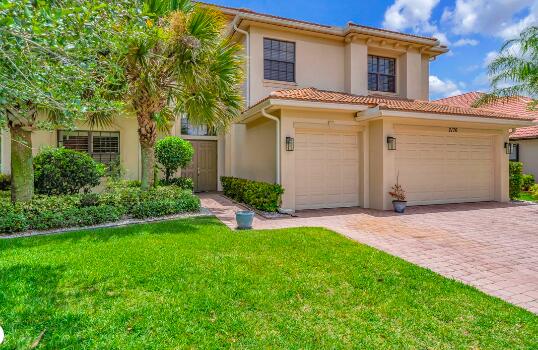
[392,200,407,213]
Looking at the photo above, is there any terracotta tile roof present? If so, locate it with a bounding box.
[434,92,538,138]
[198,2,440,43]
[256,88,535,121]
[511,125,538,139]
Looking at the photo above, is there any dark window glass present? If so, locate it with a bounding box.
[509,144,519,162]
[368,55,396,93]
[181,116,215,136]
[264,38,295,82]
[58,130,120,164]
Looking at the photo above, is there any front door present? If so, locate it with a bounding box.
[183,140,217,192]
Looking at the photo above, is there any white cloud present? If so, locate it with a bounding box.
[433,32,450,46]
[452,38,479,47]
[442,0,538,39]
[483,51,499,67]
[383,0,440,32]
[429,75,463,97]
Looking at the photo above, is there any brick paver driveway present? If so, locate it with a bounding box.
[200,193,538,314]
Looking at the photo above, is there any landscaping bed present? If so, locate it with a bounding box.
[0,181,200,234]
[0,218,536,348]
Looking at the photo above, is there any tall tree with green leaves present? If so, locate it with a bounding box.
[0,0,125,202]
[474,26,538,107]
[116,0,244,189]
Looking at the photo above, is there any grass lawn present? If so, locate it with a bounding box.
[517,192,538,202]
[0,218,536,349]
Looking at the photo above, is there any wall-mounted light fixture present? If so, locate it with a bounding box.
[504,142,514,154]
[387,136,397,151]
[286,136,294,151]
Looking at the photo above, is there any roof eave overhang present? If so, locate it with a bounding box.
[237,99,370,124]
[510,136,538,141]
[356,107,535,127]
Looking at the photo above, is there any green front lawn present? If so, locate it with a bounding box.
[0,218,536,349]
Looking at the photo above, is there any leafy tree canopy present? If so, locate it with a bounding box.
[0,0,127,130]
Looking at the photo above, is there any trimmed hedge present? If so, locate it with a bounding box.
[509,162,523,200]
[221,176,284,212]
[158,177,194,191]
[521,174,535,191]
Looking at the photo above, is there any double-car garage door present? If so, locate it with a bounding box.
[294,129,495,210]
[395,132,495,205]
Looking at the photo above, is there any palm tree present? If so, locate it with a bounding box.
[474,26,538,108]
[117,0,243,189]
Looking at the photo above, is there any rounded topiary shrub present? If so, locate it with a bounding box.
[34,147,105,195]
[155,136,194,181]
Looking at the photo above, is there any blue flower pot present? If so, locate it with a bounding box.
[392,201,407,213]
[236,211,254,230]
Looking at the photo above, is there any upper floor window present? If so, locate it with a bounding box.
[181,116,215,137]
[58,130,120,164]
[368,55,396,93]
[264,38,295,82]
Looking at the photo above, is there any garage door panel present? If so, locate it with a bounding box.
[396,133,494,206]
[295,131,359,210]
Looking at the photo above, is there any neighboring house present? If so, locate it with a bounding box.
[0,3,536,211]
[436,92,538,179]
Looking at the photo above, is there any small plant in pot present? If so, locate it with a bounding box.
[389,181,407,213]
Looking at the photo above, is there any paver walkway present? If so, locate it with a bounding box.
[200,192,538,314]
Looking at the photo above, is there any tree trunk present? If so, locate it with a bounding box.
[137,113,157,190]
[10,126,34,203]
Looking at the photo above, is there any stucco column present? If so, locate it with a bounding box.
[382,119,397,210]
[495,131,510,202]
[279,112,295,212]
[345,39,368,96]
[1,129,11,174]
[401,49,423,100]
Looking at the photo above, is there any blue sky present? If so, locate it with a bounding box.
[208,0,537,100]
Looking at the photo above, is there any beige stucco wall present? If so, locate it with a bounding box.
[518,139,538,178]
[243,23,431,106]
[248,25,346,105]
[234,117,277,184]
[2,115,144,181]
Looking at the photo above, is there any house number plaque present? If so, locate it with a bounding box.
[449,127,458,132]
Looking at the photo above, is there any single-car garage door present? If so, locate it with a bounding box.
[396,132,494,205]
[295,130,359,210]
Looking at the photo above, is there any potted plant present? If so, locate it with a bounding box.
[236,210,255,230]
[389,180,407,213]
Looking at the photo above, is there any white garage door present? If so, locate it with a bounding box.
[295,131,359,210]
[395,132,494,205]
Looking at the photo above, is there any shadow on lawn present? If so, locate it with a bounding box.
[0,264,89,348]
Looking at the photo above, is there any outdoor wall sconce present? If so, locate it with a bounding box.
[286,136,294,151]
[504,142,514,154]
[387,136,397,151]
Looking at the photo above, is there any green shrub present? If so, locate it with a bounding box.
[131,194,200,219]
[0,173,10,190]
[34,147,106,195]
[0,212,29,233]
[158,177,194,191]
[509,161,523,200]
[521,174,535,191]
[79,193,101,207]
[101,182,200,216]
[221,176,284,212]
[105,158,125,182]
[155,136,194,181]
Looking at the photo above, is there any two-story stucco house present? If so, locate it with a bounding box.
[0,3,535,212]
